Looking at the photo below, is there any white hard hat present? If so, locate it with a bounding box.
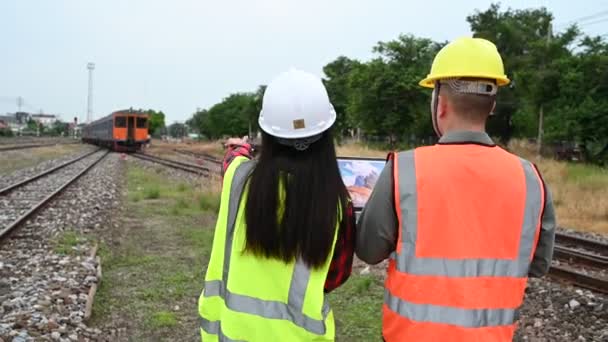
[258,69,336,140]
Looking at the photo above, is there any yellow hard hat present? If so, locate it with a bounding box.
[419,37,510,88]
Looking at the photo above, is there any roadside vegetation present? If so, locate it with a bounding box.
[91,166,220,341]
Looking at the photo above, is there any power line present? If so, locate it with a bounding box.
[568,9,608,23]
[555,9,608,28]
[577,17,608,27]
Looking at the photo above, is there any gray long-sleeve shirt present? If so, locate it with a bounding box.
[355,131,556,277]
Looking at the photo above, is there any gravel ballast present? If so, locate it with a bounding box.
[0,153,123,341]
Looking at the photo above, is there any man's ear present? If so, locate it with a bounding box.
[437,94,449,118]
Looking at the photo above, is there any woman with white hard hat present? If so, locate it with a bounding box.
[198,69,355,341]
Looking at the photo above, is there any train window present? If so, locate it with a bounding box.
[136,117,147,128]
[115,117,126,128]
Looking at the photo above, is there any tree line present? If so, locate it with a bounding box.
[186,3,608,163]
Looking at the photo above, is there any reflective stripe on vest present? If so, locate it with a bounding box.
[384,147,545,339]
[200,161,330,337]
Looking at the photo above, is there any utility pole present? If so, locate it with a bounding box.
[249,120,252,140]
[537,23,552,157]
[87,62,95,124]
[17,96,23,113]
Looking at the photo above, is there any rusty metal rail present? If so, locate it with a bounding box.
[548,265,608,294]
[172,149,222,165]
[0,143,53,151]
[550,231,608,294]
[0,150,109,240]
[0,149,100,195]
[0,141,80,152]
[553,245,608,269]
[555,231,607,255]
[131,152,211,174]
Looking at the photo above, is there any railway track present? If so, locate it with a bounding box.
[172,148,222,165]
[131,152,212,174]
[549,231,608,294]
[0,149,109,240]
[0,143,61,152]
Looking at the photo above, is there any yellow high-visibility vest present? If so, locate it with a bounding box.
[198,156,338,341]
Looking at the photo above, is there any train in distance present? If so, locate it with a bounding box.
[81,109,149,152]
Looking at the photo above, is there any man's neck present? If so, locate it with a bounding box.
[443,122,486,134]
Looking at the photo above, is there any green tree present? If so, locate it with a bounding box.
[186,109,207,134]
[26,118,44,134]
[168,122,187,138]
[188,93,259,140]
[50,120,69,136]
[148,110,166,136]
[467,4,581,144]
[323,56,360,138]
[181,2,608,163]
[248,85,266,137]
[346,35,441,145]
[467,3,608,163]
[545,37,608,163]
[0,127,13,137]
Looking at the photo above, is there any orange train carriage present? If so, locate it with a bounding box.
[82,109,149,152]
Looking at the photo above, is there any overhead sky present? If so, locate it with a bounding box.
[1,0,606,124]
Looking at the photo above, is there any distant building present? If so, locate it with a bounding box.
[31,113,58,127]
[0,114,22,133]
[0,115,13,124]
[15,112,30,124]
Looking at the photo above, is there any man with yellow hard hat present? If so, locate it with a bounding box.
[356,37,556,341]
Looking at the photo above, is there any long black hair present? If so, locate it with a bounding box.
[244,129,350,269]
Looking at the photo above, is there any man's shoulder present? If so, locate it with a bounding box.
[392,146,433,159]
[500,147,540,170]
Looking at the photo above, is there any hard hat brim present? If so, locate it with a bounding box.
[419,74,510,88]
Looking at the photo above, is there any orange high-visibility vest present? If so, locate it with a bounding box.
[384,144,546,342]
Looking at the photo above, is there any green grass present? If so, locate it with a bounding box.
[93,164,386,341]
[199,192,220,212]
[565,163,608,189]
[177,183,188,192]
[179,225,214,250]
[143,186,161,199]
[129,192,142,202]
[148,311,178,328]
[53,231,82,255]
[110,254,158,268]
[91,165,217,340]
[330,275,384,341]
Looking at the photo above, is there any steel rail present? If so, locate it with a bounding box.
[0,150,109,240]
[131,152,211,174]
[0,149,101,195]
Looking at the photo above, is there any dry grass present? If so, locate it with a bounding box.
[146,139,607,233]
[508,140,608,234]
[147,139,224,158]
[336,143,389,158]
